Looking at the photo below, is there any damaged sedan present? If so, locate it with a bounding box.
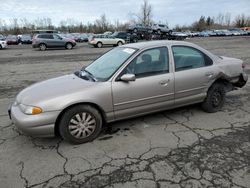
[9,41,248,144]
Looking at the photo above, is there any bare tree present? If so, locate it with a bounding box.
[225,12,231,26]
[216,13,224,25]
[0,18,6,31]
[135,0,153,26]
[234,14,250,27]
[95,14,110,33]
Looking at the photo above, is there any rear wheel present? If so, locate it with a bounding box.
[39,43,47,51]
[117,41,123,46]
[201,83,226,113]
[97,42,103,48]
[0,45,2,49]
[59,105,103,144]
[65,42,73,50]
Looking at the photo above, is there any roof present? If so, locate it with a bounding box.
[121,40,194,50]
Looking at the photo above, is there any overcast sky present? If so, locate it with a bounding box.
[0,0,249,27]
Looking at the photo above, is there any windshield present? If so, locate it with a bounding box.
[85,47,137,81]
[111,32,118,37]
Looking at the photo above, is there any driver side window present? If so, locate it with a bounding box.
[125,47,169,78]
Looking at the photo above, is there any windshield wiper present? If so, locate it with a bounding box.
[81,69,98,82]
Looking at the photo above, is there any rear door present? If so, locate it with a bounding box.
[112,47,174,120]
[171,45,215,106]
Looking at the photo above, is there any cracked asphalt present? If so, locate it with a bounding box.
[0,37,250,188]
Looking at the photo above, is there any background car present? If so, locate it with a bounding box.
[111,32,138,43]
[32,33,76,51]
[228,28,241,36]
[88,34,125,48]
[171,32,188,40]
[75,33,89,42]
[0,38,7,49]
[0,34,5,40]
[151,24,172,34]
[127,24,152,33]
[6,35,19,45]
[21,34,32,44]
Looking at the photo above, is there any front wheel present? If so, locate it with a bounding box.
[59,105,103,144]
[65,43,73,50]
[201,83,226,113]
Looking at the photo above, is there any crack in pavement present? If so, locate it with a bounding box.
[23,125,250,188]
[18,161,29,188]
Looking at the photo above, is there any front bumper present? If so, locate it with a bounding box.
[9,104,60,137]
[1,42,7,48]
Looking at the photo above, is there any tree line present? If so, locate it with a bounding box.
[0,0,249,35]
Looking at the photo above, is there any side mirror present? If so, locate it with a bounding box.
[120,74,136,82]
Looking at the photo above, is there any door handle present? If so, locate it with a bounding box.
[159,79,170,86]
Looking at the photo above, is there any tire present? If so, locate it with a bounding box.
[168,30,173,35]
[96,42,103,48]
[0,45,2,49]
[65,42,73,50]
[39,43,47,51]
[59,105,103,144]
[201,83,226,113]
[117,41,123,46]
[133,28,138,33]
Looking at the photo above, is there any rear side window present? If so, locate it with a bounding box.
[37,34,53,39]
[172,46,213,72]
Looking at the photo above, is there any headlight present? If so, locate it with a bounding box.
[19,104,42,115]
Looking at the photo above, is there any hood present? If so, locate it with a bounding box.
[63,38,75,43]
[16,74,95,107]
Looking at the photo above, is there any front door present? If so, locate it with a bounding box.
[112,47,175,120]
[52,34,65,47]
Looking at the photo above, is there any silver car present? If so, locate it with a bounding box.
[151,24,172,34]
[9,41,248,144]
[32,34,76,51]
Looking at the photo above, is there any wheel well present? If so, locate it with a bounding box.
[54,102,107,137]
[39,43,46,47]
[66,42,72,45]
[209,77,233,92]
